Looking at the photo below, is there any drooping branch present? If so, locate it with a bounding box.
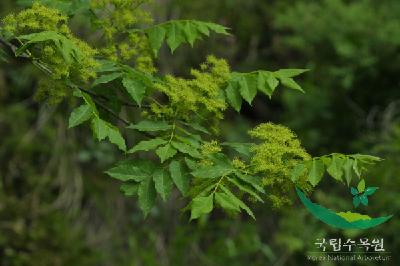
[0,35,150,127]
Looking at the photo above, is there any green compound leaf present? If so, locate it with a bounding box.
[145,20,229,55]
[128,138,167,153]
[265,73,279,94]
[169,160,190,196]
[184,157,197,170]
[17,31,83,63]
[257,71,277,98]
[171,141,201,158]
[122,76,146,106]
[215,192,240,212]
[305,153,382,186]
[226,82,242,112]
[351,154,382,163]
[128,120,172,132]
[156,144,177,163]
[290,163,306,182]
[221,142,252,157]
[182,21,198,46]
[343,158,355,186]
[326,155,345,182]
[105,159,156,182]
[182,122,210,135]
[153,168,173,201]
[308,159,325,186]
[219,185,255,219]
[95,59,121,73]
[92,72,122,87]
[91,117,126,151]
[165,22,186,53]
[274,69,309,78]
[228,177,264,203]
[279,77,304,92]
[190,194,214,220]
[120,183,139,196]
[274,69,307,92]
[191,164,234,179]
[235,173,264,193]
[146,25,166,56]
[225,69,306,108]
[238,76,257,105]
[103,125,126,152]
[68,104,93,128]
[138,176,157,217]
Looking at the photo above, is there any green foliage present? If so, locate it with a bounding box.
[190,195,214,220]
[2,3,97,102]
[145,20,230,55]
[91,117,126,151]
[169,160,190,196]
[0,0,382,222]
[226,69,307,111]
[128,138,167,153]
[128,120,172,132]
[155,144,177,163]
[68,104,92,128]
[1,0,399,265]
[187,153,263,219]
[17,31,82,63]
[292,153,382,187]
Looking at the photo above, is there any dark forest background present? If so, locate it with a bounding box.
[0,0,399,265]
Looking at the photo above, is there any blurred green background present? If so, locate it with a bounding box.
[0,0,399,265]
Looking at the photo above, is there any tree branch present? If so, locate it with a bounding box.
[91,96,130,125]
[78,87,151,109]
[0,36,30,59]
[0,35,151,129]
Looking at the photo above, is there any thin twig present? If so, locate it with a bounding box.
[78,87,151,109]
[0,35,150,129]
[91,97,130,125]
[1,35,159,140]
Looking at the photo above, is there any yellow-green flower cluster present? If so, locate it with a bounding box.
[2,3,98,103]
[153,56,230,120]
[232,158,246,169]
[201,140,222,156]
[2,2,70,35]
[90,0,155,73]
[249,123,311,208]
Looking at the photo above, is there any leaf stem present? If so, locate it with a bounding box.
[212,174,226,195]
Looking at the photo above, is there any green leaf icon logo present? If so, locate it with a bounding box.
[350,180,379,208]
